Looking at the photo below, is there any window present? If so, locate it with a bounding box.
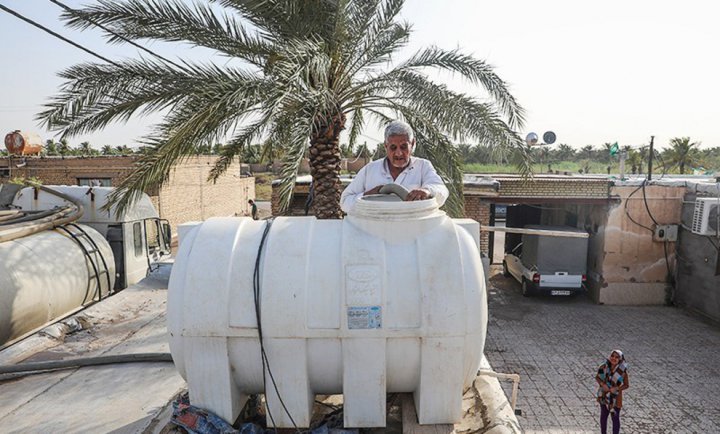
[145,219,160,252]
[78,178,111,187]
[133,222,143,257]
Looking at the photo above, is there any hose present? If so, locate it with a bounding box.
[0,353,174,380]
[0,208,63,226]
[0,184,84,243]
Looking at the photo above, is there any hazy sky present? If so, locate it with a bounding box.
[1,0,718,151]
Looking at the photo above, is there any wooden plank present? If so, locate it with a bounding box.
[400,394,454,434]
[480,225,589,238]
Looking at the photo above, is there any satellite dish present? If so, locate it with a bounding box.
[525,132,538,146]
[543,131,557,145]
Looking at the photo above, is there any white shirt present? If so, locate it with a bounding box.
[341,157,449,213]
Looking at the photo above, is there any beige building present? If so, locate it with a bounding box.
[0,155,255,238]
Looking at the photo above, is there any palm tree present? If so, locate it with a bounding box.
[580,145,594,160]
[552,143,575,162]
[662,137,702,174]
[45,139,58,156]
[78,141,96,156]
[57,138,71,157]
[101,144,116,155]
[38,0,527,218]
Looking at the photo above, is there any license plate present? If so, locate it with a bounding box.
[551,290,572,296]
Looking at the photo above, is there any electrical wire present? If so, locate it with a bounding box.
[641,182,660,226]
[252,218,300,432]
[47,0,184,70]
[653,148,669,180]
[0,3,120,66]
[624,182,653,233]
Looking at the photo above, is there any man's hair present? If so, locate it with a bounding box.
[384,120,414,143]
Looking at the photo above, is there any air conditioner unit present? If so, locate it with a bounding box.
[691,197,720,236]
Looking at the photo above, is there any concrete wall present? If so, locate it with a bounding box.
[595,185,685,305]
[674,191,720,322]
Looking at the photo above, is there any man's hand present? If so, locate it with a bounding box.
[405,188,430,201]
[363,185,384,196]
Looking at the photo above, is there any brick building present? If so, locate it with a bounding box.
[0,155,255,237]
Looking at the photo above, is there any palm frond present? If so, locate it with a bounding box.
[37,59,270,138]
[63,0,271,66]
[395,46,525,129]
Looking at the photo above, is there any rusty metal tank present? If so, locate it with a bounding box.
[4,131,42,156]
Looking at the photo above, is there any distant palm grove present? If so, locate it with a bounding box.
[4,135,715,176]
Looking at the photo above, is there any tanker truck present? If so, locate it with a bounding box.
[0,184,171,348]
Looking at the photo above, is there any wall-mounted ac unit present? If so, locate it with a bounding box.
[691,197,720,236]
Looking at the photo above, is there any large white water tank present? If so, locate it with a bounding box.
[0,225,115,347]
[168,198,487,428]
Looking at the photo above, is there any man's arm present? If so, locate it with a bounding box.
[340,166,369,213]
[419,160,449,206]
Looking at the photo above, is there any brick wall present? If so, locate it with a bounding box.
[464,195,492,252]
[495,175,609,198]
[0,155,137,185]
[155,156,255,233]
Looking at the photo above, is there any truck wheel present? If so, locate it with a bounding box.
[502,261,510,277]
[521,279,531,297]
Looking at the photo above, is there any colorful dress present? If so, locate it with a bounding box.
[596,359,626,410]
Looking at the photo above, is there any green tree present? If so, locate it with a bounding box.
[39,0,527,217]
[45,139,58,156]
[662,137,702,174]
[58,138,70,157]
[77,141,97,156]
[115,145,133,155]
[101,144,116,155]
[580,145,594,160]
[552,143,575,162]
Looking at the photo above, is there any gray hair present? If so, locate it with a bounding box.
[384,120,414,143]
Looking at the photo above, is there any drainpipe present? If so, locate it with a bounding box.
[477,369,521,411]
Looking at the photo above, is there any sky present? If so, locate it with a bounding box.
[1,0,719,151]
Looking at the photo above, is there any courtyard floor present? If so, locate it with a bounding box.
[485,266,720,434]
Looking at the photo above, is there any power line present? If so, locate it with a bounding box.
[0,3,120,67]
[48,0,185,70]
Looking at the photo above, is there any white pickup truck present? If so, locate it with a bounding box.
[502,225,588,296]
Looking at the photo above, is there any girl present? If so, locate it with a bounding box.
[596,350,629,434]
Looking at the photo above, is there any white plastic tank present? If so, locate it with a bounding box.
[0,225,115,347]
[168,197,487,427]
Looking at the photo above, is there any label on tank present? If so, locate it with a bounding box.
[347,306,382,329]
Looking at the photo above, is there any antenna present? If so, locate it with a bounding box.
[525,131,557,146]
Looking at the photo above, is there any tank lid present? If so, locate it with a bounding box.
[349,195,443,220]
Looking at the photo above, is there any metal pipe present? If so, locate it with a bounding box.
[648,136,655,181]
[477,369,521,410]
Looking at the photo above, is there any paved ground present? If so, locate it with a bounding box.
[484,266,720,434]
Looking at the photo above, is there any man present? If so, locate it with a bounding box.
[248,199,258,220]
[341,120,448,213]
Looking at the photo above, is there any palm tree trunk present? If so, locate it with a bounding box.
[309,113,345,219]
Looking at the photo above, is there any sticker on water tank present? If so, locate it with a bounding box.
[347,306,382,329]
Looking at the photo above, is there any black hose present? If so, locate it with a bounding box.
[0,353,173,378]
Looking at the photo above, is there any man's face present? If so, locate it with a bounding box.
[384,134,414,169]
